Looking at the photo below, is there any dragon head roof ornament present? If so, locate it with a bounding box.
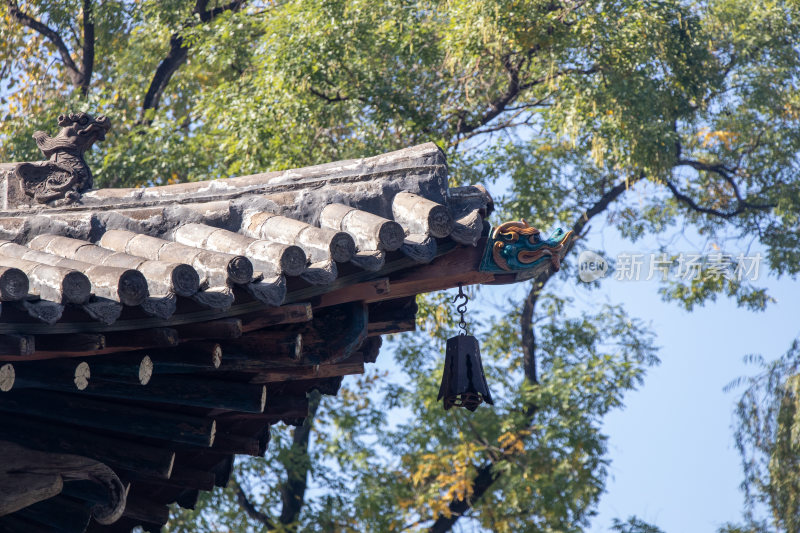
[480,219,573,279]
[13,112,110,205]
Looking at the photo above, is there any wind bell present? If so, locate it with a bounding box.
[438,283,494,412]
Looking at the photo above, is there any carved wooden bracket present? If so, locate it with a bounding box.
[0,440,127,524]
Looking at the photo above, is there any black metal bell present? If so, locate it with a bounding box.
[438,334,494,411]
[438,283,493,412]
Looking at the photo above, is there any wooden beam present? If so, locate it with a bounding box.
[90,354,153,385]
[82,375,267,413]
[104,327,179,350]
[366,238,494,303]
[0,415,175,478]
[15,495,92,533]
[367,296,418,336]
[367,318,415,336]
[0,389,216,447]
[0,325,220,361]
[175,489,200,510]
[212,393,308,421]
[361,336,383,364]
[150,341,222,373]
[169,451,236,489]
[171,463,217,491]
[212,455,234,487]
[222,331,303,365]
[313,278,389,309]
[121,492,170,527]
[14,359,91,391]
[0,334,34,356]
[249,354,365,384]
[151,464,216,492]
[34,333,105,352]
[175,318,242,340]
[240,303,312,332]
[211,432,263,456]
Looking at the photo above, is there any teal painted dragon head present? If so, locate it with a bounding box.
[480,220,573,275]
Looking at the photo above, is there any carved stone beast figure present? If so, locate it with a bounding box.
[14,112,111,204]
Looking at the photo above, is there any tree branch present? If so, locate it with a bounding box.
[521,280,541,384]
[450,56,595,143]
[140,34,189,121]
[662,177,775,219]
[233,478,275,529]
[309,87,350,103]
[279,390,321,527]
[6,0,83,86]
[447,105,546,148]
[452,55,525,138]
[427,176,638,532]
[80,0,94,96]
[427,461,500,533]
[520,177,635,386]
[140,0,246,122]
[676,157,735,179]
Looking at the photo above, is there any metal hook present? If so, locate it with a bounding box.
[452,283,468,335]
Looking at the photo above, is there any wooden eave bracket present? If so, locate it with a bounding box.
[0,440,127,524]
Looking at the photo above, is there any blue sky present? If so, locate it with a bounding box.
[585,258,800,531]
[518,225,799,532]
[412,192,800,531]
[461,165,800,531]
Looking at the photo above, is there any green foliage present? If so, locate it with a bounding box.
[167,294,658,532]
[613,516,667,533]
[4,0,800,531]
[728,342,800,533]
